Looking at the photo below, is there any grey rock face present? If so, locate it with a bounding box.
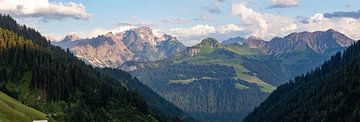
[53,27,186,68]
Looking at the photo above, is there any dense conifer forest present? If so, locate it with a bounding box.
[244,41,360,122]
[0,14,189,121]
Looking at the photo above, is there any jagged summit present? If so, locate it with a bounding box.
[133,26,152,34]
[196,38,222,48]
[221,36,245,45]
[104,32,114,37]
[62,33,80,42]
[266,29,354,55]
[54,26,186,68]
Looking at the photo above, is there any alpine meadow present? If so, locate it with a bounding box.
[1,0,360,122]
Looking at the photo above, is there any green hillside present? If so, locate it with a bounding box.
[0,14,190,121]
[125,38,278,121]
[123,37,345,121]
[135,38,276,92]
[0,91,48,122]
[244,41,360,122]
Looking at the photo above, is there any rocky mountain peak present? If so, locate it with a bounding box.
[265,29,355,56]
[245,36,266,48]
[63,33,80,42]
[105,32,114,37]
[163,34,177,41]
[247,36,263,40]
[221,36,245,45]
[198,38,222,48]
[325,29,354,47]
[55,26,186,68]
[133,26,152,34]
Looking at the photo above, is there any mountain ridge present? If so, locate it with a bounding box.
[53,26,186,68]
[222,29,354,56]
[244,40,360,122]
[0,14,191,121]
[120,29,355,121]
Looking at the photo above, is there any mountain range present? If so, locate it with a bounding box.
[52,23,356,121]
[0,14,192,121]
[53,27,186,68]
[244,39,360,122]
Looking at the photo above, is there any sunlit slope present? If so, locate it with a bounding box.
[0,91,48,122]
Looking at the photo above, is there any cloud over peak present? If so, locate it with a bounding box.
[231,4,297,39]
[0,0,91,22]
[230,4,360,41]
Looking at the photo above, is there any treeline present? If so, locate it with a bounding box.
[131,61,268,121]
[244,41,360,122]
[0,15,156,121]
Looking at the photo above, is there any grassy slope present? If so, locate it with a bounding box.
[0,91,48,122]
[173,43,276,92]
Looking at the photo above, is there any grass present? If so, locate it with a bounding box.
[224,44,259,56]
[234,83,249,90]
[168,77,214,85]
[180,46,276,92]
[169,78,196,85]
[0,91,48,122]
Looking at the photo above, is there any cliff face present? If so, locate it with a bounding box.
[53,27,186,68]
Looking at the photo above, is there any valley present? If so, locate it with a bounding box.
[57,26,354,121]
[1,1,359,121]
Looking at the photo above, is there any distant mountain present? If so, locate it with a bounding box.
[221,30,355,82]
[244,40,360,122]
[221,36,245,45]
[121,38,277,121]
[53,27,186,68]
[222,36,266,49]
[0,15,191,121]
[120,30,355,121]
[264,29,354,56]
[222,29,354,56]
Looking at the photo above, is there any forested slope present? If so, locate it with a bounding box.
[244,41,360,122]
[0,14,189,121]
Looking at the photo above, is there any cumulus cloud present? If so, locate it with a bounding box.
[0,0,91,22]
[269,0,299,8]
[231,4,297,39]
[217,24,243,34]
[229,3,360,41]
[324,10,360,19]
[297,13,360,40]
[169,25,216,37]
[167,24,244,46]
[70,25,137,39]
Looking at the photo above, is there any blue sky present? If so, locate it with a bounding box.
[1,0,360,45]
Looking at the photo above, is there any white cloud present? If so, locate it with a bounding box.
[49,3,360,46]
[70,25,137,39]
[0,0,91,21]
[167,24,244,46]
[270,0,299,8]
[230,4,360,41]
[169,25,216,37]
[218,24,243,34]
[297,13,360,40]
[231,4,297,39]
